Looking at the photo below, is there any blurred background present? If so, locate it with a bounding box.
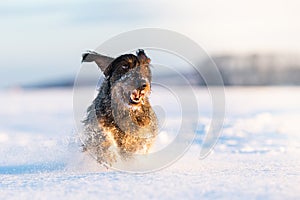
[1,1,300,198]
[1,0,300,88]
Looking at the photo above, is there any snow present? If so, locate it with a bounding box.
[0,87,299,199]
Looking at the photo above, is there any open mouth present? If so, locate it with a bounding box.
[130,89,146,104]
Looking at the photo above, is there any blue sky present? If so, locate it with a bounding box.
[1,0,299,87]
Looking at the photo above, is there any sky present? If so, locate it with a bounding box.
[0,0,300,87]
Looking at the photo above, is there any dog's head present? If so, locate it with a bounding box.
[82,49,152,105]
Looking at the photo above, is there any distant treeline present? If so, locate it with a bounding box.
[21,53,300,89]
[197,54,300,86]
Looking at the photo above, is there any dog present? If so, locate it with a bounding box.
[81,49,158,166]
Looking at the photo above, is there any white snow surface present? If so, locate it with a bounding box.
[0,87,299,199]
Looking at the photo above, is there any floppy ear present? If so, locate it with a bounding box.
[82,50,114,72]
[137,49,151,65]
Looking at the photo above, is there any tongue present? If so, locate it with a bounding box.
[130,89,141,103]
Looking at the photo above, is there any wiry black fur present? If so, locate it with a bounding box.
[81,50,158,166]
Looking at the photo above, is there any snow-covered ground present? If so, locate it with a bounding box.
[0,87,299,199]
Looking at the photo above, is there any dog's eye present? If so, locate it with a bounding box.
[122,65,129,69]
